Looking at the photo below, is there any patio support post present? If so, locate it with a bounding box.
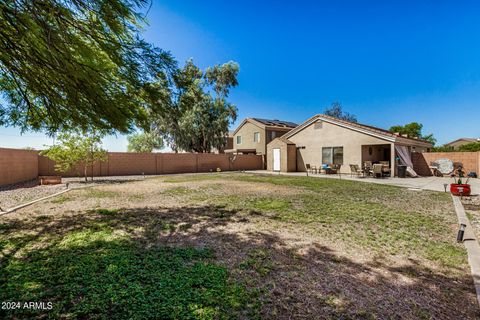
[390,143,396,177]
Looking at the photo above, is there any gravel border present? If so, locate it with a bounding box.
[0,175,160,211]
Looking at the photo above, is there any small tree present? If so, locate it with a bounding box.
[324,102,357,123]
[127,132,164,153]
[41,132,107,182]
[389,122,436,145]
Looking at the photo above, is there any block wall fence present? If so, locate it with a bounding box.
[412,152,480,176]
[0,148,39,186]
[0,148,263,186]
[4,148,479,186]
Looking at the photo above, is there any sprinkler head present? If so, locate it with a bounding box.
[457,223,467,242]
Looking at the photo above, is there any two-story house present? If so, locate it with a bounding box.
[227,118,298,160]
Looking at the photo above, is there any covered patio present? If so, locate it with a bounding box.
[361,143,394,177]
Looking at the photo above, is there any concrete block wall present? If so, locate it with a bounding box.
[0,148,39,185]
[37,152,263,178]
[412,152,480,176]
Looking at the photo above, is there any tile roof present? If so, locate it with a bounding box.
[287,114,433,145]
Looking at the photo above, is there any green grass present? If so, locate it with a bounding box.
[163,173,465,267]
[84,189,119,198]
[162,186,195,196]
[50,195,72,204]
[162,173,225,183]
[0,227,258,320]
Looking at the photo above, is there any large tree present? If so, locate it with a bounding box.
[127,131,163,152]
[0,0,175,134]
[154,60,239,153]
[389,122,436,144]
[324,102,357,123]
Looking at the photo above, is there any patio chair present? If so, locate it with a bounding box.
[363,162,372,177]
[325,163,337,174]
[349,164,363,177]
[306,163,317,174]
[372,164,383,178]
[382,166,391,177]
[328,164,342,175]
[320,163,329,174]
[429,163,443,177]
[379,161,391,176]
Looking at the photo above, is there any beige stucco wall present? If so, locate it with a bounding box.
[288,120,393,173]
[233,121,291,156]
[233,122,266,154]
[265,129,290,145]
[266,139,296,172]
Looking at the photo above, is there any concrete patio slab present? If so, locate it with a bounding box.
[246,170,480,195]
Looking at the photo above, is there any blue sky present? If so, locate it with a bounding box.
[1,1,480,150]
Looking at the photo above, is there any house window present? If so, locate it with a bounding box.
[236,136,242,145]
[254,132,260,142]
[322,147,343,165]
[270,131,277,140]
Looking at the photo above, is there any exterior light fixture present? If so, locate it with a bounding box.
[457,223,467,242]
[443,183,448,192]
[66,183,69,189]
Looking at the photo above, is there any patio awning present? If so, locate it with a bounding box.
[395,145,418,177]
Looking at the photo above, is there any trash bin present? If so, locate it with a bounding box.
[397,165,407,178]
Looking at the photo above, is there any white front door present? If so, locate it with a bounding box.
[273,148,281,171]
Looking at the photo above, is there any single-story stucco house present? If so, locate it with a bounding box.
[266,114,433,175]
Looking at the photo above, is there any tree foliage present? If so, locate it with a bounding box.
[389,122,436,145]
[0,0,176,134]
[458,142,480,152]
[127,132,164,152]
[324,102,357,123]
[41,132,107,181]
[430,141,480,152]
[153,60,239,153]
[431,145,455,152]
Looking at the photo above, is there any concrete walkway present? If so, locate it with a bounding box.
[246,170,480,195]
[451,195,480,306]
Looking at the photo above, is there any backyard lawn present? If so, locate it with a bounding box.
[0,173,478,319]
